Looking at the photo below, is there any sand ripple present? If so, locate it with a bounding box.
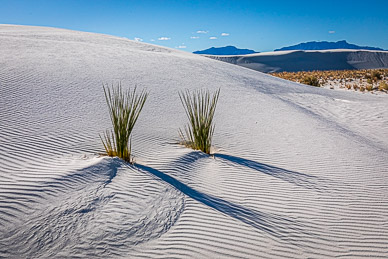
[1,25,388,258]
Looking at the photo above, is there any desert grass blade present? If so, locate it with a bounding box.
[100,83,148,163]
[179,88,220,154]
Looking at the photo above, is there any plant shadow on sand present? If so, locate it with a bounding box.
[215,153,331,191]
[136,162,317,241]
[44,157,122,195]
[164,150,331,192]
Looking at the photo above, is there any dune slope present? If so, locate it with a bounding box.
[206,49,388,73]
[1,25,388,258]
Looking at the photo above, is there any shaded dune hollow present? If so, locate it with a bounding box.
[0,25,388,258]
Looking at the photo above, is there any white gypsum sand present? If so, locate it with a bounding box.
[0,25,388,258]
[206,49,388,73]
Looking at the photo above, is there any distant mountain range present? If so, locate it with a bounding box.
[193,46,257,55]
[275,40,385,51]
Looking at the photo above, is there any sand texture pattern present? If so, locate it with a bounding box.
[1,25,388,258]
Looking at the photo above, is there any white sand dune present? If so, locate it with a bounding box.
[206,49,388,72]
[1,25,388,258]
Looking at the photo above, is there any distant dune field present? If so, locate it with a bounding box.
[205,49,388,73]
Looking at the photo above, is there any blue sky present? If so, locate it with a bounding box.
[1,0,387,52]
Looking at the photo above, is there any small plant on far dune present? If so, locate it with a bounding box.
[379,81,388,91]
[100,83,148,163]
[179,88,220,154]
[301,75,320,87]
[371,70,382,81]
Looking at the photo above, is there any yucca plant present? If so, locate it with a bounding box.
[100,83,148,163]
[179,88,220,154]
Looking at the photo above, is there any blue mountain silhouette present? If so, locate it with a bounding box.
[194,45,258,55]
[275,40,384,51]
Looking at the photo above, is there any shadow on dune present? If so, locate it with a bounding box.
[136,163,311,239]
[40,157,122,196]
[215,153,328,191]
[167,150,210,167]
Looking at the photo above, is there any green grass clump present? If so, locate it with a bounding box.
[100,83,148,163]
[179,88,220,154]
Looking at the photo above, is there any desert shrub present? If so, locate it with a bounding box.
[366,85,373,91]
[301,75,320,87]
[360,86,365,92]
[270,69,388,93]
[379,81,388,91]
[371,70,382,80]
[179,89,220,154]
[100,83,148,163]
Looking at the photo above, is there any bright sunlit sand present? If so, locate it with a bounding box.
[1,25,388,258]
